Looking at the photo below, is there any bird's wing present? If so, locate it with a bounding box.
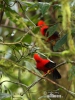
[45,61,56,68]
[52,69,61,79]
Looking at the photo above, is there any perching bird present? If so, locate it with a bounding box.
[37,20,60,45]
[34,53,61,79]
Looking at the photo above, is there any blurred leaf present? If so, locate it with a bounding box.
[27,14,39,26]
[9,44,21,52]
[0,51,4,53]
[53,34,67,51]
[25,61,42,75]
[4,49,12,59]
[26,3,38,12]
[39,3,50,15]
[14,36,22,42]
[47,24,58,38]
[0,36,3,41]
[53,30,75,51]
[20,1,50,7]
[0,93,11,99]
[72,28,75,36]
[33,27,40,34]
[5,6,17,14]
[3,0,9,3]
[0,71,2,79]
[22,34,32,43]
[53,4,61,10]
[5,8,26,29]
[69,66,75,80]
[37,52,48,59]
[11,30,17,36]
[0,58,19,75]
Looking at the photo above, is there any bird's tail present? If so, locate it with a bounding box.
[53,69,61,79]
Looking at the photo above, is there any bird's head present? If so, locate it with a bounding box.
[37,20,46,27]
[33,53,41,62]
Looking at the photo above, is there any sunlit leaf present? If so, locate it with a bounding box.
[4,49,12,59]
[0,36,3,41]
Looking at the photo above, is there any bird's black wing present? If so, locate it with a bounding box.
[45,62,61,79]
[45,61,56,68]
[52,69,61,79]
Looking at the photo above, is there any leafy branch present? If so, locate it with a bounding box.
[0,31,29,45]
[0,58,75,98]
[0,80,28,88]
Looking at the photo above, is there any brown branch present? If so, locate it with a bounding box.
[0,1,5,24]
[23,62,67,93]
[23,61,75,98]
[0,24,27,33]
[0,24,35,37]
[25,68,75,98]
[0,31,29,45]
[49,61,67,72]
[0,58,75,97]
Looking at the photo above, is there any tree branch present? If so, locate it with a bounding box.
[22,61,75,98]
[0,58,75,98]
[0,24,27,33]
[0,31,29,45]
[0,80,28,88]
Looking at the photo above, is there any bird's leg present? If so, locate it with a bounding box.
[47,70,51,74]
[50,40,56,46]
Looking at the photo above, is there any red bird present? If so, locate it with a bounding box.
[37,20,60,44]
[34,53,61,79]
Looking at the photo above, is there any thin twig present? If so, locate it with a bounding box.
[0,24,35,37]
[0,31,29,45]
[0,24,27,33]
[0,80,28,88]
[49,61,67,72]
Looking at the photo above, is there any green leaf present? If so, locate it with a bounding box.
[25,61,42,75]
[53,4,61,10]
[69,66,75,80]
[53,30,75,51]
[72,28,75,36]
[0,58,19,74]
[53,34,67,51]
[0,36,3,41]
[5,8,26,28]
[0,93,11,99]
[47,24,58,38]
[33,27,40,34]
[5,6,17,14]
[22,34,32,43]
[39,3,50,15]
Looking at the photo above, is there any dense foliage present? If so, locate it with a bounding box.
[0,0,75,100]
